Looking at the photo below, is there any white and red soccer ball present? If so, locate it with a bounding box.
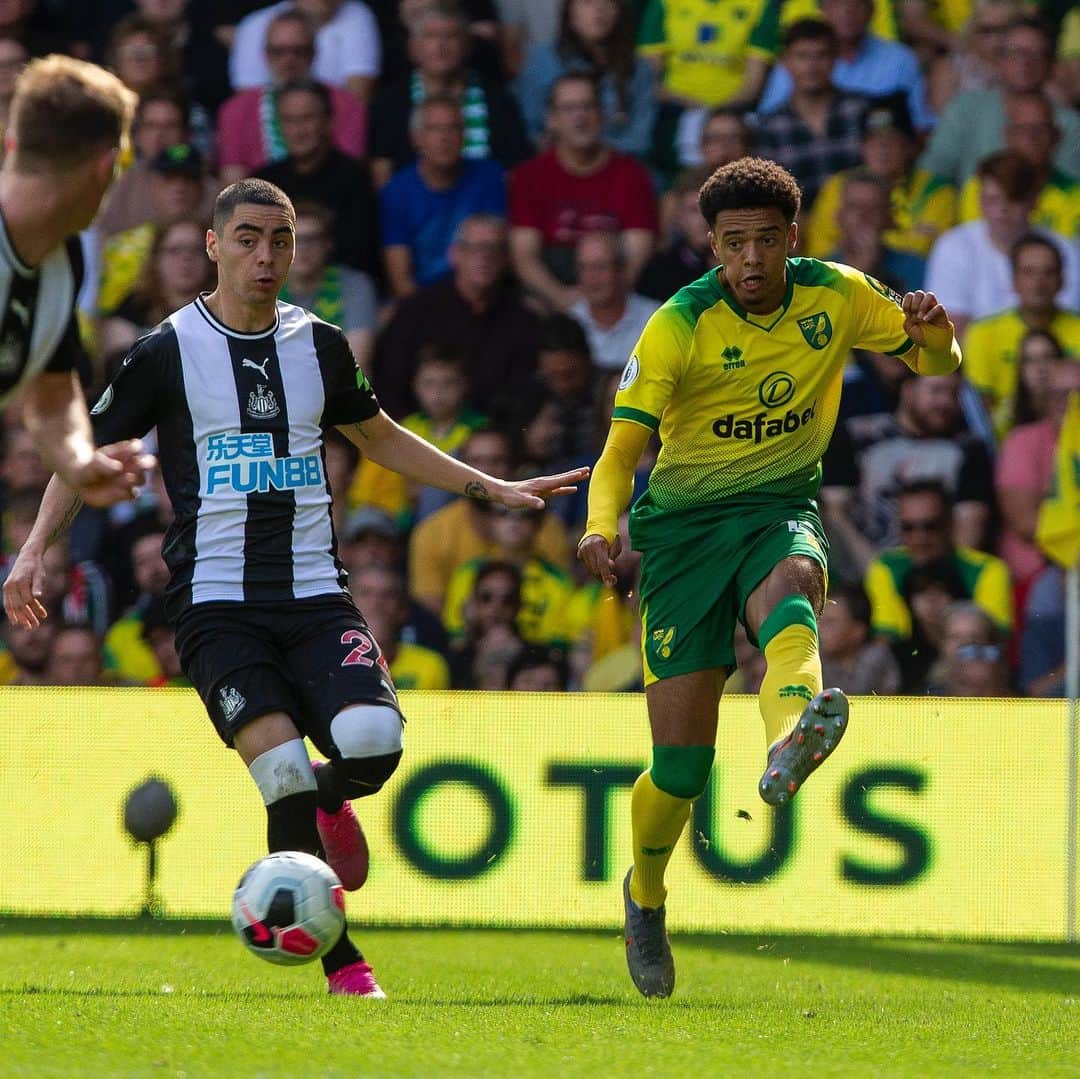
[231,851,346,966]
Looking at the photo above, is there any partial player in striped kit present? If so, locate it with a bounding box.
[0,54,150,507]
[4,178,587,998]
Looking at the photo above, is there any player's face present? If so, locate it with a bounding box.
[208,203,295,307]
[710,207,795,313]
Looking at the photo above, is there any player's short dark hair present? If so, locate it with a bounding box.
[538,313,591,357]
[783,18,836,51]
[276,76,332,115]
[1010,231,1063,274]
[897,479,951,512]
[213,178,295,232]
[698,157,802,226]
[506,646,569,690]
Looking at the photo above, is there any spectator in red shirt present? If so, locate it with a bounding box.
[217,8,367,187]
[509,71,657,312]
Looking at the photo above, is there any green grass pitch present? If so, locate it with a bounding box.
[1,920,1078,1078]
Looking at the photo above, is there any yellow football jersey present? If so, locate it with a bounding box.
[443,555,575,646]
[807,167,956,258]
[962,307,1080,437]
[389,641,451,690]
[637,0,781,107]
[613,260,917,509]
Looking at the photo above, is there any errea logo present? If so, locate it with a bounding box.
[722,345,744,370]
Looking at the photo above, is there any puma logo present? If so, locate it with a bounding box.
[242,357,270,378]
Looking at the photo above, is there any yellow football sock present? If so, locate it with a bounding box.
[759,610,822,749]
[629,771,693,909]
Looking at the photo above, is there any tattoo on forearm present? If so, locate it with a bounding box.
[465,481,491,501]
[351,422,370,441]
[47,498,83,548]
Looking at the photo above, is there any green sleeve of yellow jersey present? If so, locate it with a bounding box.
[747,0,783,58]
[636,0,666,53]
[831,262,917,365]
[611,305,689,432]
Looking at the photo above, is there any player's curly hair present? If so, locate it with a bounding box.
[698,157,802,227]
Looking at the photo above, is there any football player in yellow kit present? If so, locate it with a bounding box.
[578,157,961,998]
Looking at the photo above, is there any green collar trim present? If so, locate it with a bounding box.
[713,262,795,333]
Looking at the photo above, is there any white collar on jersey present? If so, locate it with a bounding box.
[194,293,281,339]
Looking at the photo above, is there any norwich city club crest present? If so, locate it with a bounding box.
[651,626,676,659]
[797,312,833,350]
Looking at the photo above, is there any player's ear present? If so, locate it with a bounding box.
[94,145,119,186]
[787,220,798,252]
[205,228,219,263]
[707,228,721,261]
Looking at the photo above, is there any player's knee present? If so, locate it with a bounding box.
[650,745,715,800]
[329,704,404,796]
[333,750,403,797]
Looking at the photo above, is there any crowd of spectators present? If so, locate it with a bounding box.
[0,0,1076,699]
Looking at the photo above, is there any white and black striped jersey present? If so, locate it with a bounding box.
[90,295,381,619]
[0,211,83,404]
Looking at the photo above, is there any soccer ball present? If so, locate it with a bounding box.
[231,851,346,966]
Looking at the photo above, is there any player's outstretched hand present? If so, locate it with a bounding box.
[64,440,157,508]
[577,532,622,589]
[489,466,590,510]
[3,545,48,629]
[902,289,955,352]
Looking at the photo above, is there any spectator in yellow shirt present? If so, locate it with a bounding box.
[963,233,1080,438]
[807,95,955,259]
[958,92,1079,241]
[443,505,575,647]
[349,346,487,527]
[864,480,1013,644]
[409,429,571,615]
